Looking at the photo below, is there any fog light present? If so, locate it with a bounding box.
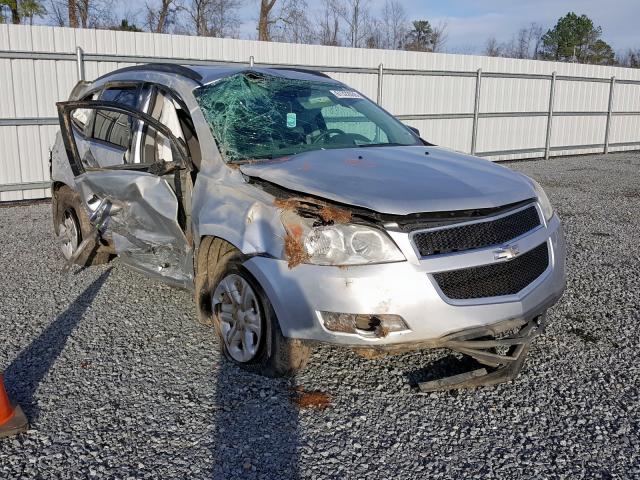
[320,312,408,337]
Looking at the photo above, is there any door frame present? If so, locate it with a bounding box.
[56,100,192,176]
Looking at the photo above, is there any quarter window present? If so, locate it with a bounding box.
[100,87,139,108]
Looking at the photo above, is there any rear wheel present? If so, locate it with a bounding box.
[196,237,310,377]
[52,185,111,266]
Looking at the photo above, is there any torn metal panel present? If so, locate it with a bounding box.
[50,133,77,189]
[76,171,193,288]
[190,167,288,258]
[418,315,546,392]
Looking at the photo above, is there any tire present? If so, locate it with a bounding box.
[195,237,310,377]
[52,185,111,266]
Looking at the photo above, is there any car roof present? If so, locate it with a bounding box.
[94,64,341,87]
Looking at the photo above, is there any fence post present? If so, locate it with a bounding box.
[604,76,616,154]
[544,72,557,160]
[471,68,482,155]
[249,55,254,67]
[76,46,85,82]
[377,63,384,105]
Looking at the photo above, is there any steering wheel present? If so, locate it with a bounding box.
[312,128,346,144]
[347,133,372,144]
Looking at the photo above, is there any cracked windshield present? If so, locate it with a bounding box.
[194,73,420,162]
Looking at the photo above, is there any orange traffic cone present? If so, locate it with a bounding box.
[0,373,28,438]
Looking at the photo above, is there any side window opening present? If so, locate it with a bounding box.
[100,86,140,108]
[69,84,199,172]
[91,110,132,149]
[146,87,201,170]
[70,106,179,169]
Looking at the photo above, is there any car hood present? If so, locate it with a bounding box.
[240,146,536,215]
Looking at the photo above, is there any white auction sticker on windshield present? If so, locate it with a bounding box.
[330,90,363,99]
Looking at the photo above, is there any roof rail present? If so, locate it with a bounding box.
[95,63,203,84]
[271,67,331,79]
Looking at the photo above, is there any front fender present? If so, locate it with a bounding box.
[192,175,286,258]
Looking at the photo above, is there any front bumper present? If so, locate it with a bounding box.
[243,213,566,348]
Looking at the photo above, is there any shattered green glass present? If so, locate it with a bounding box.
[193,72,420,163]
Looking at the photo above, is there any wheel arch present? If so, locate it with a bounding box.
[51,181,75,235]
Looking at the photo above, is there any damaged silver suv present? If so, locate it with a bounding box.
[51,64,565,388]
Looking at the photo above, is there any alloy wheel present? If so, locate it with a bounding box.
[58,208,80,260]
[212,273,263,363]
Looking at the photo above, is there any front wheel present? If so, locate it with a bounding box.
[196,237,310,377]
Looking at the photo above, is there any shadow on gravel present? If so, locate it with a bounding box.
[405,351,484,387]
[209,365,301,479]
[5,268,112,422]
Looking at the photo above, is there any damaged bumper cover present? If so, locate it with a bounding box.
[417,314,547,392]
[243,215,566,347]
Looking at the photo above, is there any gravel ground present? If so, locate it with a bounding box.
[1,152,639,479]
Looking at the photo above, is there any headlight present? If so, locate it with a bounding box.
[530,179,554,222]
[301,223,405,266]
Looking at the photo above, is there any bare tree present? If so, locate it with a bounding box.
[619,48,640,68]
[67,0,77,26]
[341,0,370,48]
[145,0,180,33]
[484,37,502,57]
[183,0,241,37]
[47,0,114,27]
[270,0,314,44]
[47,0,67,25]
[317,0,343,46]
[77,0,89,26]
[207,0,241,37]
[257,0,276,40]
[430,21,447,52]
[528,22,545,59]
[381,0,407,49]
[184,0,208,35]
[365,16,383,49]
[503,22,545,59]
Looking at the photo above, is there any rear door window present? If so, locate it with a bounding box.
[90,109,132,149]
[66,105,186,169]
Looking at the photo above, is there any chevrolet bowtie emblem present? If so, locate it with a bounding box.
[494,244,520,260]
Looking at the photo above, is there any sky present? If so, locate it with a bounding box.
[235,0,639,54]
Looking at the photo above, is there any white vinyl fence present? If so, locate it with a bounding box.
[2,24,640,201]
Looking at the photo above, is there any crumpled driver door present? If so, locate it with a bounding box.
[57,100,194,288]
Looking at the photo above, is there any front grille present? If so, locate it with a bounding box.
[433,242,549,300]
[412,205,541,256]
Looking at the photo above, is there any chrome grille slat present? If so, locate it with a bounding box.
[411,205,541,257]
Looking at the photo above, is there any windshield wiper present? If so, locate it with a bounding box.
[357,142,405,148]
